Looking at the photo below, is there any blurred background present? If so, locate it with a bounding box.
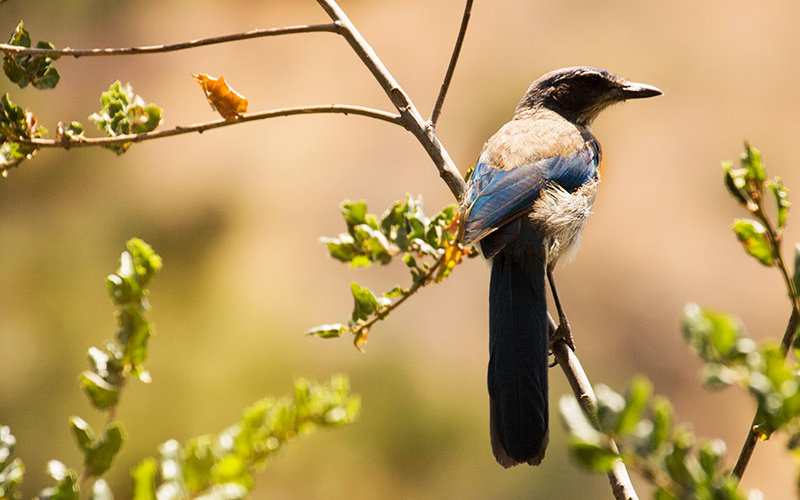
[2,0,800,498]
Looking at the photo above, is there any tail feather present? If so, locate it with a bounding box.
[488,250,549,466]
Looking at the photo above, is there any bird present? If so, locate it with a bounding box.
[461,66,661,467]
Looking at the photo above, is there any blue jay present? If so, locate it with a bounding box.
[461,67,661,467]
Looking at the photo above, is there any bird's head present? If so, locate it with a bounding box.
[516,66,662,126]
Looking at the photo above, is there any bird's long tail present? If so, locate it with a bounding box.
[488,250,549,467]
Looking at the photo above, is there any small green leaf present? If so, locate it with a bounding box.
[131,458,157,500]
[651,396,673,450]
[89,82,161,155]
[767,177,790,230]
[350,282,380,322]
[80,371,120,410]
[85,424,125,476]
[306,323,349,339]
[732,218,774,266]
[69,416,96,454]
[722,160,748,205]
[616,376,652,438]
[741,142,766,183]
[681,303,745,363]
[3,22,60,89]
[569,441,620,472]
[340,200,368,231]
[39,461,78,500]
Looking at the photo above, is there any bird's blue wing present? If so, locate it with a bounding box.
[463,140,599,245]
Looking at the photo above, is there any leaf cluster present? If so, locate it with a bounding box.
[2,22,60,89]
[0,426,24,500]
[0,93,46,172]
[724,142,791,267]
[89,82,162,155]
[560,377,751,499]
[130,375,360,500]
[308,196,472,348]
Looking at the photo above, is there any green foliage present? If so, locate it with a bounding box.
[38,461,79,500]
[560,379,751,499]
[0,93,46,172]
[3,21,60,89]
[310,196,472,348]
[132,375,359,499]
[0,426,24,500]
[69,417,125,477]
[89,81,162,155]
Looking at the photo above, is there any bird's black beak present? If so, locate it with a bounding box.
[621,81,663,99]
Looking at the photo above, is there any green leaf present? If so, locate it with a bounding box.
[767,177,790,230]
[131,458,157,500]
[80,371,120,410]
[741,142,765,184]
[85,424,125,476]
[616,376,652,438]
[722,160,748,205]
[69,416,96,454]
[731,218,774,266]
[651,396,673,450]
[0,427,23,500]
[681,303,745,363]
[39,461,78,500]
[182,436,216,493]
[3,22,60,89]
[350,282,380,322]
[569,440,620,472]
[305,323,349,339]
[340,200,368,231]
[89,82,161,155]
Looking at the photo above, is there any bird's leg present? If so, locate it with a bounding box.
[547,269,575,352]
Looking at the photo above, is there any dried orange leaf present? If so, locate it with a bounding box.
[193,73,248,120]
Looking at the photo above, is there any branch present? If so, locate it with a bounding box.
[316,0,467,201]
[9,105,403,149]
[0,24,340,58]
[732,307,800,479]
[429,0,473,128]
[550,316,639,500]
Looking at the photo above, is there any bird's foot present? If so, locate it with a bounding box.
[550,316,575,352]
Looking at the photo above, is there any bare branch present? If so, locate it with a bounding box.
[0,24,340,58]
[550,316,639,500]
[8,105,403,150]
[429,0,473,128]
[316,0,467,202]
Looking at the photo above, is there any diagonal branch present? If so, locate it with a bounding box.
[0,24,341,58]
[316,0,467,201]
[8,105,403,150]
[429,0,473,128]
[550,316,639,500]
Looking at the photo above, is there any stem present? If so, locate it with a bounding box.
[0,24,340,58]
[429,0,473,128]
[549,316,639,500]
[8,105,403,150]
[353,251,448,337]
[316,0,467,201]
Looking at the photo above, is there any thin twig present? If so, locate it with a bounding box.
[0,24,340,58]
[316,0,467,202]
[8,105,403,150]
[731,202,800,479]
[732,307,800,479]
[549,316,639,500]
[429,0,473,128]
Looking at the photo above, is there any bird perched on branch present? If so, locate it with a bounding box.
[461,67,661,467]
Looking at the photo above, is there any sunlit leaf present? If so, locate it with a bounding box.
[193,73,248,120]
[89,82,162,155]
[616,376,651,438]
[767,177,790,230]
[350,282,379,322]
[731,218,774,266]
[305,323,349,339]
[131,458,157,500]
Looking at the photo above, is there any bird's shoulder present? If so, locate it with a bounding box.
[481,109,591,171]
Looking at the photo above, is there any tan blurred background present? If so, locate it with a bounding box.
[3,0,800,498]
